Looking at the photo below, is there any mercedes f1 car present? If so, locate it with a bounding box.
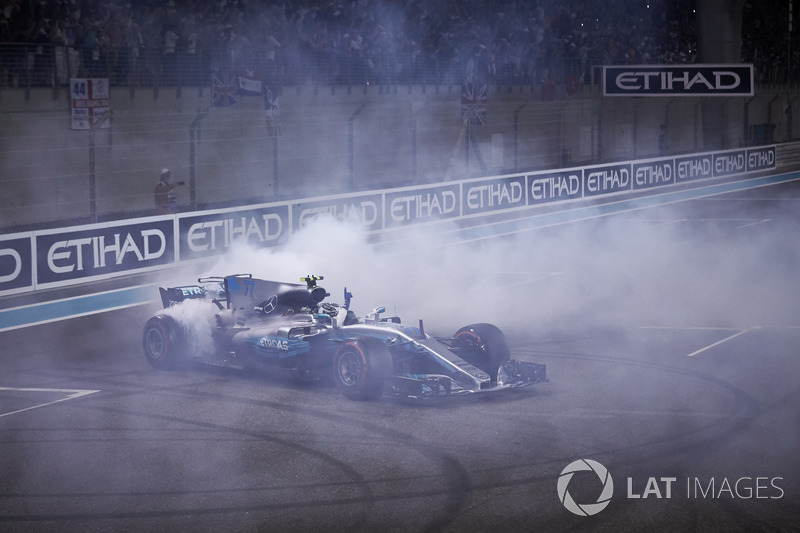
[142,274,546,400]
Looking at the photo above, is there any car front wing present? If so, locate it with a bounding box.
[386,360,547,400]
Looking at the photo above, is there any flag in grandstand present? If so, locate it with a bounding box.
[238,69,263,96]
[264,85,280,136]
[461,80,487,126]
[211,73,238,107]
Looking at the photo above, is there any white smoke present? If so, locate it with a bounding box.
[164,205,799,341]
[160,298,220,357]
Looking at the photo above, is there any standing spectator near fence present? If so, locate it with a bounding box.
[154,168,184,214]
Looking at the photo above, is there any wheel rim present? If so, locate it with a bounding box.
[145,327,165,359]
[337,350,362,387]
[456,331,483,353]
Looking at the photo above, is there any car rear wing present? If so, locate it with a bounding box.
[157,274,331,314]
[157,274,245,309]
[159,285,210,308]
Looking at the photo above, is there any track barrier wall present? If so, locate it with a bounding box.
[0,144,776,297]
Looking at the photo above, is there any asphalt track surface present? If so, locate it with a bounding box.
[2,180,800,532]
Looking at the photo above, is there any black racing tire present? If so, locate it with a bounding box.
[142,315,187,370]
[453,323,511,381]
[332,337,392,401]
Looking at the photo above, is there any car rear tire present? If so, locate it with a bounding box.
[453,323,511,381]
[142,315,186,370]
[333,338,392,400]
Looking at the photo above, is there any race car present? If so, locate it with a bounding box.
[142,274,546,400]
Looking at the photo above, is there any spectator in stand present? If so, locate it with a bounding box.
[162,24,179,85]
[1,0,790,88]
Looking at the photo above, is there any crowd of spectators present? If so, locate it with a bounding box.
[0,0,789,89]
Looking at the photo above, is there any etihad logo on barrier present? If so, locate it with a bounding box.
[386,185,459,226]
[187,214,284,252]
[528,172,581,204]
[585,165,630,196]
[180,206,290,260]
[462,176,527,213]
[298,201,379,227]
[603,65,754,96]
[46,230,167,274]
[465,181,524,209]
[292,195,383,231]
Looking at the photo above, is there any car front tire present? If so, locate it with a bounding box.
[453,323,511,381]
[332,338,392,400]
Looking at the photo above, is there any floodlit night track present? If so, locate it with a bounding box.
[0,177,798,532]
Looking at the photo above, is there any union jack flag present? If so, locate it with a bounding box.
[211,73,238,107]
[264,85,280,137]
[461,80,487,126]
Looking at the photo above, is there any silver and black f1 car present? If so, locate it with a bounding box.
[142,274,546,400]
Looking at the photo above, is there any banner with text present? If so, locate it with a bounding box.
[35,219,175,288]
[70,78,111,129]
[0,145,777,294]
[0,234,34,296]
[179,205,290,262]
[603,65,754,97]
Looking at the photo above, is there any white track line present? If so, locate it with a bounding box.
[647,325,751,357]
[735,218,771,229]
[685,328,752,357]
[645,218,689,228]
[640,325,782,357]
[0,387,101,418]
[641,326,743,331]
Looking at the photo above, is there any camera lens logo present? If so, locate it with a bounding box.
[557,459,614,516]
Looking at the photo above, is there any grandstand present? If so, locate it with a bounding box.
[0,0,796,231]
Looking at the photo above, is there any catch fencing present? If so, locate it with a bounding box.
[0,79,790,234]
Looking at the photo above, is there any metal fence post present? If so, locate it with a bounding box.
[89,127,96,223]
[514,102,528,171]
[348,104,366,191]
[272,132,279,198]
[189,108,209,211]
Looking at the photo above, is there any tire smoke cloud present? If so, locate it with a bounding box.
[187,204,800,338]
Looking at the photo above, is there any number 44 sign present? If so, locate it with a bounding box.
[70,78,110,130]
